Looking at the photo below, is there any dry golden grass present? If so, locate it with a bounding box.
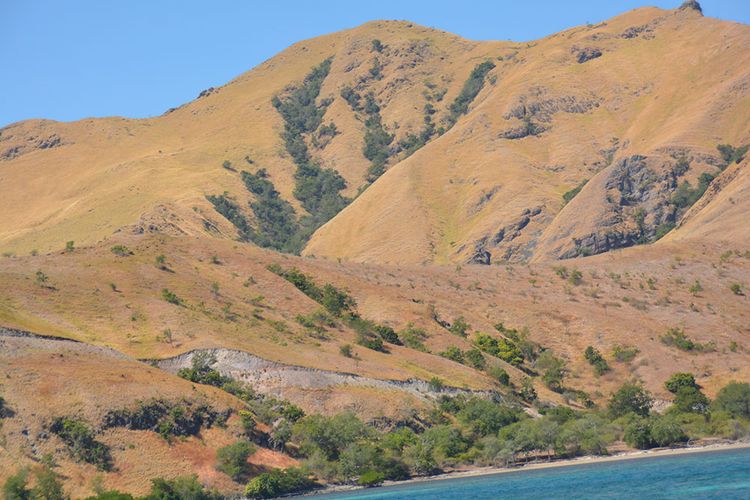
[1,5,749,493]
[0,334,295,497]
[1,229,748,403]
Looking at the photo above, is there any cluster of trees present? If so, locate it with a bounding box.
[273,58,350,233]
[238,169,301,253]
[267,264,404,352]
[3,470,224,500]
[340,86,394,183]
[660,327,713,352]
[446,61,495,126]
[10,368,748,499]
[49,417,113,471]
[208,59,351,255]
[584,346,610,376]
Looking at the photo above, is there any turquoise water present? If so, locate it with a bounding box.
[305,447,750,499]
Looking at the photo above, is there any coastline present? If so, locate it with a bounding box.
[306,440,750,497]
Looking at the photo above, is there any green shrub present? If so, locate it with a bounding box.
[537,351,567,392]
[50,417,113,471]
[671,172,715,209]
[3,469,31,500]
[612,344,639,362]
[660,328,704,351]
[456,398,520,438]
[273,58,350,236]
[240,169,301,253]
[161,288,181,305]
[65,240,75,252]
[102,398,226,442]
[448,316,470,337]
[474,333,523,366]
[239,410,256,436]
[292,413,369,461]
[216,441,255,481]
[730,283,744,296]
[519,377,537,402]
[717,143,748,167]
[245,468,317,499]
[583,346,610,376]
[463,349,486,370]
[358,470,385,487]
[672,386,710,414]
[206,193,253,240]
[356,333,387,353]
[145,475,219,500]
[400,326,429,352]
[110,245,132,257]
[428,377,445,392]
[371,39,384,53]
[487,366,510,386]
[86,489,135,499]
[439,346,464,364]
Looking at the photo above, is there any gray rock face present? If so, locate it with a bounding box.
[574,47,602,64]
[153,348,498,401]
[679,0,703,15]
[467,206,544,264]
[558,155,682,259]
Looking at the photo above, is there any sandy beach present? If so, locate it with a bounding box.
[306,440,750,496]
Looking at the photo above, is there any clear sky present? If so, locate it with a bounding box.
[1,0,748,127]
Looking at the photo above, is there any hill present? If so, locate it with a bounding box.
[1,1,749,496]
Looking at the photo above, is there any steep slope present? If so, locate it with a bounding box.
[0,21,485,256]
[305,6,750,264]
[1,7,747,266]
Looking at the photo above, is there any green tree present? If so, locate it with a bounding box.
[713,381,750,418]
[672,386,710,414]
[456,398,519,437]
[2,469,31,500]
[215,441,255,481]
[650,415,688,447]
[31,456,68,500]
[609,382,653,417]
[583,346,610,376]
[292,413,369,461]
[664,373,699,394]
[624,416,653,449]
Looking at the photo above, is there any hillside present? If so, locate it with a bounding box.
[2,6,746,265]
[1,1,749,497]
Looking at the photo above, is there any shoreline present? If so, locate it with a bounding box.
[306,440,750,497]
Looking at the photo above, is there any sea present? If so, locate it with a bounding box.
[302,446,750,499]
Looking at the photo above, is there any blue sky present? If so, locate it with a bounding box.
[1,0,748,127]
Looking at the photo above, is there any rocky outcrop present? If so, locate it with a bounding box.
[503,93,601,123]
[679,0,703,15]
[573,47,602,64]
[0,131,68,161]
[467,206,544,264]
[558,155,686,259]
